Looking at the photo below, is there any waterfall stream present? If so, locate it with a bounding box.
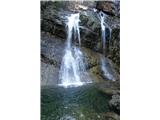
[100,12,115,81]
[59,13,91,88]
[100,12,106,54]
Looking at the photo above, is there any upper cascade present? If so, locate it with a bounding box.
[66,13,81,48]
[59,13,91,88]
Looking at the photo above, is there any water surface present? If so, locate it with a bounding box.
[41,84,113,120]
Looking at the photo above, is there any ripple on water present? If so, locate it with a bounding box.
[60,115,76,120]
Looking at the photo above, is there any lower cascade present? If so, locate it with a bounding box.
[59,13,91,88]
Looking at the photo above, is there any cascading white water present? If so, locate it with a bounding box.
[59,13,91,88]
[109,28,112,46]
[100,12,112,49]
[100,12,115,81]
[66,13,81,48]
[100,12,106,52]
[101,57,115,81]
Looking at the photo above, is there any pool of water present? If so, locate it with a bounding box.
[41,84,114,120]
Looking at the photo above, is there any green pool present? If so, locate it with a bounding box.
[41,84,114,120]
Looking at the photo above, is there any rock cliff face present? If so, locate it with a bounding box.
[41,1,120,86]
[41,1,120,119]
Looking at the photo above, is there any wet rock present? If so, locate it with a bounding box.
[96,80,119,89]
[100,56,120,81]
[109,94,120,114]
[41,1,69,39]
[98,87,119,96]
[103,112,120,120]
[79,10,101,50]
[41,62,59,86]
[88,66,105,83]
[96,1,120,17]
[62,1,97,12]
[81,47,99,69]
[82,46,119,82]
[41,32,65,68]
[41,54,57,67]
[96,81,120,97]
[107,28,120,71]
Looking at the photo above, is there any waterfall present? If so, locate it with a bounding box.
[101,57,115,81]
[59,13,91,88]
[100,12,106,54]
[100,12,115,81]
[100,12,112,50]
[109,28,112,47]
